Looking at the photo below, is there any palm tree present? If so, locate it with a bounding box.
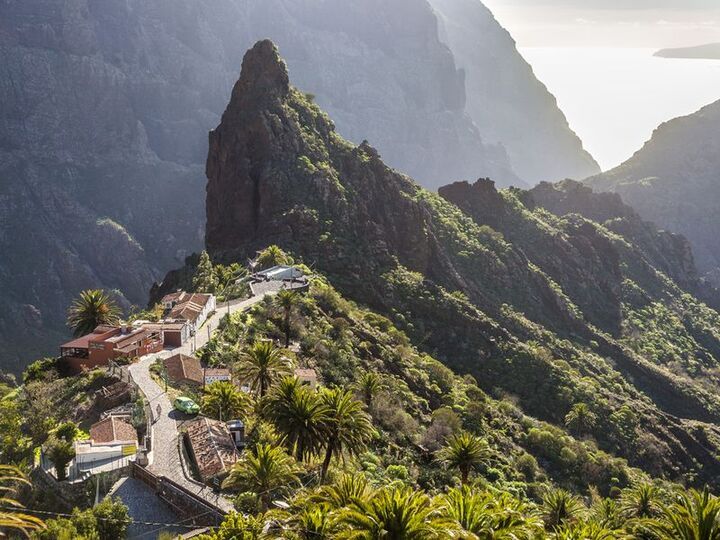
[236,340,292,398]
[441,485,543,539]
[619,483,661,519]
[202,381,249,421]
[564,403,597,437]
[354,371,382,409]
[285,506,334,540]
[437,432,490,485]
[0,465,44,535]
[264,377,328,462]
[222,444,300,512]
[335,485,454,539]
[542,489,586,530]
[648,488,720,540]
[274,290,299,347]
[311,473,375,510]
[551,522,620,540]
[66,289,121,337]
[318,387,374,482]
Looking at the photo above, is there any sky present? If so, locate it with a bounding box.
[482,0,720,48]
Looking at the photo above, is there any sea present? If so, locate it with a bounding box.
[520,47,720,171]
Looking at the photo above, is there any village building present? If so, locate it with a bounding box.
[249,265,309,295]
[73,416,138,476]
[161,291,216,333]
[227,420,246,448]
[141,321,191,348]
[184,417,239,483]
[60,325,163,373]
[295,368,318,388]
[163,353,204,386]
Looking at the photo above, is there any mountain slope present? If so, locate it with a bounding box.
[429,0,600,183]
[184,40,720,487]
[587,100,720,280]
[2,0,573,372]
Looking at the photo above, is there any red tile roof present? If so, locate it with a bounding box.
[185,417,239,481]
[164,354,203,385]
[90,416,137,444]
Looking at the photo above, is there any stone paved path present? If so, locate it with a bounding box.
[128,290,277,513]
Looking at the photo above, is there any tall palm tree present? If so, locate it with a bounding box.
[437,432,490,485]
[440,485,543,539]
[0,465,44,535]
[648,488,720,540]
[335,485,454,539]
[264,377,328,462]
[222,444,300,512]
[542,489,586,530]
[318,387,374,482]
[274,290,299,347]
[564,403,597,437]
[66,289,121,337]
[202,381,250,421]
[619,483,661,519]
[354,371,382,409]
[236,340,292,398]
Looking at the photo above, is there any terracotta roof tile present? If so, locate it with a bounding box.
[164,354,203,385]
[185,417,239,481]
[90,416,137,444]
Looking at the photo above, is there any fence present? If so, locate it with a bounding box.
[130,463,226,527]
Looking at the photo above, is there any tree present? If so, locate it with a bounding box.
[564,403,597,437]
[256,245,292,270]
[354,371,381,409]
[45,436,75,481]
[92,497,132,540]
[318,387,374,482]
[274,289,299,347]
[335,485,454,538]
[311,473,374,510]
[542,489,586,530]
[0,465,44,536]
[236,341,292,398]
[648,488,720,540]
[263,377,328,462]
[193,250,220,294]
[66,289,121,337]
[223,444,300,511]
[440,486,543,539]
[196,512,263,540]
[436,432,490,485]
[202,381,250,421]
[619,483,661,519]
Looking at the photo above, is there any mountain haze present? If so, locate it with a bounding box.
[588,99,720,281]
[0,0,597,372]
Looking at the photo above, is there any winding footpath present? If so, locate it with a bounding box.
[128,290,280,512]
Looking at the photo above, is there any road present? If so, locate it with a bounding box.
[128,290,279,512]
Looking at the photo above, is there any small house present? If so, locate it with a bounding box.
[204,368,232,386]
[163,354,203,386]
[74,416,138,471]
[295,368,318,388]
[184,417,239,483]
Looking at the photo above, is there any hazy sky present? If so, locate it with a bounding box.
[482,0,720,48]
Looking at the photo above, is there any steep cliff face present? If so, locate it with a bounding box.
[200,41,720,486]
[429,0,600,183]
[0,0,515,371]
[587,100,720,280]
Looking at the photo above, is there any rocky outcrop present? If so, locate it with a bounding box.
[587,100,720,282]
[196,41,720,486]
[429,0,599,183]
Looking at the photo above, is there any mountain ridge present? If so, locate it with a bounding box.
[158,40,720,487]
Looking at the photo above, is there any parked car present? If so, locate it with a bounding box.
[174,396,200,415]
